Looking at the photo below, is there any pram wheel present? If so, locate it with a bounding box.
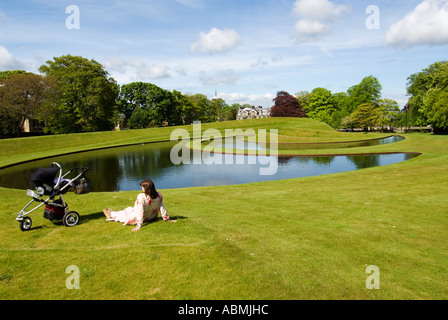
[19,217,32,232]
[63,211,80,227]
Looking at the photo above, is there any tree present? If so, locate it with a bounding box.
[0,70,31,79]
[0,73,60,137]
[378,98,400,129]
[296,90,310,108]
[331,92,351,129]
[350,103,382,131]
[0,104,22,138]
[304,87,337,125]
[39,55,119,133]
[188,94,212,122]
[221,103,240,121]
[423,88,448,131]
[172,90,197,125]
[146,85,180,126]
[118,82,152,122]
[270,91,306,118]
[347,75,382,113]
[340,116,353,129]
[407,61,448,132]
[128,107,152,129]
[118,82,183,127]
[211,98,236,121]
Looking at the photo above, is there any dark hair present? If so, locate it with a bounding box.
[140,179,158,200]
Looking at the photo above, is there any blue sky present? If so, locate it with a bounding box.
[1,0,447,108]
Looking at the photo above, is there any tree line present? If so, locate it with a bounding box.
[270,61,448,133]
[0,55,240,138]
[1,54,447,138]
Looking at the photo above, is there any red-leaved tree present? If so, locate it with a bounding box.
[270,91,306,118]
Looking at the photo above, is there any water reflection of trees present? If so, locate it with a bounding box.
[83,156,122,192]
[117,145,176,180]
[346,155,380,169]
[272,136,404,151]
[0,143,178,192]
[0,167,35,189]
[86,143,177,191]
[277,156,335,166]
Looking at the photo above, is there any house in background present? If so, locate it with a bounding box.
[23,117,44,134]
[236,106,271,120]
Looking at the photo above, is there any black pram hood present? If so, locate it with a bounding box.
[30,167,60,187]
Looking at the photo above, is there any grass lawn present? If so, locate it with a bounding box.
[0,118,447,300]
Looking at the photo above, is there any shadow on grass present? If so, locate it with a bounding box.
[18,213,188,232]
[80,211,189,224]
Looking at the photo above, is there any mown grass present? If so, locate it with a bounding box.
[0,118,447,300]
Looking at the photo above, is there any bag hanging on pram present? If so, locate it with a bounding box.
[74,178,90,194]
[43,199,65,220]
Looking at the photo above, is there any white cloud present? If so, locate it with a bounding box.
[293,0,348,22]
[294,20,331,42]
[101,57,171,81]
[385,0,448,49]
[251,55,284,69]
[0,46,26,70]
[190,27,241,54]
[199,69,240,86]
[292,0,348,43]
[103,57,127,73]
[217,92,275,108]
[130,60,171,80]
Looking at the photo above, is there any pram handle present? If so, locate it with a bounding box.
[51,163,89,192]
[51,162,63,190]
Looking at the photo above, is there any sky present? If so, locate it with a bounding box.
[0,0,447,108]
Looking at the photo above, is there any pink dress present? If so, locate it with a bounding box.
[110,192,169,226]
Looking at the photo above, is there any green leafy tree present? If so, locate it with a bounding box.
[407,61,448,132]
[147,85,180,126]
[221,103,240,121]
[188,94,212,122]
[118,82,152,122]
[296,91,310,108]
[350,103,382,131]
[0,73,60,137]
[0,104,22,138]
[128,107,152,129]
[423,88,448,131]
[347,75,382,113]
[119,82,181,127]
[39,55,119,133]
[211,98,230,121]
[172,90,197,125]
[331,92,351,129]
[0,70,31,79]
[304,87,337,125]
[378,98,400,129]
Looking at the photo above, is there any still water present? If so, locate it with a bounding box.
[0,139,418,192]
[260,135,405,150]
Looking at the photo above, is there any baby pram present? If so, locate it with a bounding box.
[16,162,89,231]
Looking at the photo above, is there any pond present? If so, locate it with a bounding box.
[0,137,418,192]
[259,135,405,150]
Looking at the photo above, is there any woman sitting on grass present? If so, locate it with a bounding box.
[103,179,176,232]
